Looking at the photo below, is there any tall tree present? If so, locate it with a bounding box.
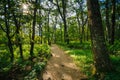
[78,0,84,43]
[38,0,43,44]
[87,0,113,78]
[30,0,38,59]
[110,0,116,45]
[11,0,23,59]
[0,0,15,62]
[47,9,51,45]
[74,0,88,43]
[46,2,53,45]
[61,0,69,44]
[105,0,111,43]
[49,0,69,44]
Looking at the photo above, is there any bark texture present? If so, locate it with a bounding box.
[87,0,113,78]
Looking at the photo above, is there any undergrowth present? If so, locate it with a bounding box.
[0,44,51,80]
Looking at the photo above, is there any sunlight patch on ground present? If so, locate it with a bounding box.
[52,54,60,58]
[62,73,72,80]
[43,71,53,80]
[54,63,60,68]
[65,50,71,53]
[62,62,78,69]
[70,54,87,60]
[71,54,77,58]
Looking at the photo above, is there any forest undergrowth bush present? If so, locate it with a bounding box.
[108,40,120,55]
[0,44,51,80]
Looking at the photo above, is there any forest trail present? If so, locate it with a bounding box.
[42,44,87,80]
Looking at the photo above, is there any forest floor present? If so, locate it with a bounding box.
[42,44,87,80]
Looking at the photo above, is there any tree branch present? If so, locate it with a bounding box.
[0,24,7,32]
[49,0,64,20]
[83,16,88,27]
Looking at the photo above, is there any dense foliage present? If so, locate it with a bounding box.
[0,0,120,79]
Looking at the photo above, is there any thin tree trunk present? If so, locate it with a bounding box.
[12,12,23,59]
[47,10,51,45]
[4,1,14,62]
[30,0,37,59]
[63,17,69,44]
[7,33,14,62]
[54,25,56,43]
[76,12,81,43]
[8,0,23,60]
[39,23,42,44]
[38,5,42,44]
[110,0,116,45]
[40,26,43,44]
[105,0,111,43]
[60,23,63,42]
[80,2,84,43]
[86,23,89,41]
[55,0,69,44]
[53,16,57,43]
[76,0,87,43]
[62,0,69,44]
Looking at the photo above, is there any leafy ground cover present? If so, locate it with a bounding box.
[0,44,51,80]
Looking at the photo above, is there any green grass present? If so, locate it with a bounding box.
[67,49,93,76]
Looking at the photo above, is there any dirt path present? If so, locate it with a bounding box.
[42,44,87,80]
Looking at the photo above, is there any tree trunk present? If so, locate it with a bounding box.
[38,1,42,44]
[39,23,42,44]
[76,11,81,43]
[110,0,116,45]
[87,0,113,78]
[76,0,87,43]
[86,23,89,41]
[54,25,56,43]
[8,0,23,59]
[62,0,69,44]
[30,0,37,59]
[80,1,84,43]
[105,0,111,43]
[63,17,69,44]
[55,0,69,44]
[7,33,14,62]
[60,23,63,42]
[12,12,23,59]
[47,10,51,45]
[53,16,57,43]
[40,26,43,44]
[37,0,42,59]
[4,1,14,62]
